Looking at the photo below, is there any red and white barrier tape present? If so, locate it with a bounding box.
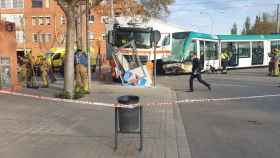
[1,90,280,108]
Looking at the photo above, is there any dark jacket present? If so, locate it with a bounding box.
[192,57,202,74]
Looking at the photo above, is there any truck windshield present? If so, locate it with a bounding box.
[172,32,191,61]
[114,29,152,49]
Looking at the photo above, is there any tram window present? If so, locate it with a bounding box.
[189,40,197,56]
[161,34,170,46]
[205,41,218,60]
[237,42,250,58]
[200,41,205,59]
[271,41,280,52]
[252,42,264,53]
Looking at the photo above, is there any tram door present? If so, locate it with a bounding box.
[222,42,238,66]
[199,40,205,69]
[251,42,264,65]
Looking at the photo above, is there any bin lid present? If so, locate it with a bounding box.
[117,95,139,105]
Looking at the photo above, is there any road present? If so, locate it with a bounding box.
[158,68,280,158]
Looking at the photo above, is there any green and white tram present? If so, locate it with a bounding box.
[161,31,280,74]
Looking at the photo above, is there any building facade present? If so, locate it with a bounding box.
[0,0,107,59]
[0,20,19,90]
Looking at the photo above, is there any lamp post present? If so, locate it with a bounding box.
[199,11,214,34]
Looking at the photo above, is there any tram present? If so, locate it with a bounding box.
[161,32,280,74]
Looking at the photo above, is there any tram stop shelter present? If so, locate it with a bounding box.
[0,21,19,91]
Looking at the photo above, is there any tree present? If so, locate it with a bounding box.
[139,0,175,18]
[244,16,251,34]
[56,0,175,97]
[230,23,238,35]
[56,0,103,97]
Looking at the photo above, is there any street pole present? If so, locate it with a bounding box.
[86,0,91,92]
[277,3,280,33]
[153,42,157,87]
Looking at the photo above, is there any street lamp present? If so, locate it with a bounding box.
[199,11,214,34]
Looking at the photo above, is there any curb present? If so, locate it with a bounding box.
[170,89,192,158]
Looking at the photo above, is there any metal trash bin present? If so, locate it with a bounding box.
[117,95,140,132]
[115,95,143,151]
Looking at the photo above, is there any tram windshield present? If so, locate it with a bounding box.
[113,28,152,49]
[171,32,191,61]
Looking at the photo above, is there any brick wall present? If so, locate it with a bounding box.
[0,21,19,90]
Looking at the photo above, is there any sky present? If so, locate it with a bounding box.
[167,0,279,34]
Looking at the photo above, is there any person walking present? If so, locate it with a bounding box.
[188,54,211,92]
[74,49,89,94]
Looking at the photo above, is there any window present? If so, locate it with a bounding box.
[38,17,43,25]
[44,0,50,8]
[32,33,39,43]
[89,32,94,40]
[40,34,46,43]
[189,40,197,56]
[161,34,170,46]
[205,41,218,60]
[45,33,51,43]
[1,14,24,29]
[89,15,94,24]
[45,17,51,25]
[271,41,280,52]
[16,31,24,43]
[60,16,65,25]
[32,0,43,8]
[237,42,250,58]
[32,17,37,25]
[252,41,264,65]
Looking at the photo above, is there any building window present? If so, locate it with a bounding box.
[16,31,24,43]
[32,33,39,43]
[44,0,50,8]
[237,42,250,58]
[40,34,46,43]
[32,17,37,25]
[45,17,51,25]
[89,15,94,24]
[32,0,43,8]
[38,17,43,25]
[88,32,94,40]
[60,16,65,25]
[46,33,51,43]
[205,41,218,60]
[0,0,24,8]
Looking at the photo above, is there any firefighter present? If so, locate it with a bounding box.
[221,50,229,74]
[25,53,38,88]
[271,48,279,77]
[74,49,89,94]
[40,57,49,88]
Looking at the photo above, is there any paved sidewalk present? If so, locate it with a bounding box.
[0,79,191,158]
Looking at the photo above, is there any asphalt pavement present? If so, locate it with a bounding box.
[158,68,280,158]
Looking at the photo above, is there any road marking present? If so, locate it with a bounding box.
[1,90,280,108]
[211,83,248,87]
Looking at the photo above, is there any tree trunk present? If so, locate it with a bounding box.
[76,5,83,50]
[64,6,76,97]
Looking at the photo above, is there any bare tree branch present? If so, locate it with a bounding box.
[56,0,68,13]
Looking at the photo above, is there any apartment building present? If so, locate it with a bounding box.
[0,0,107,59]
